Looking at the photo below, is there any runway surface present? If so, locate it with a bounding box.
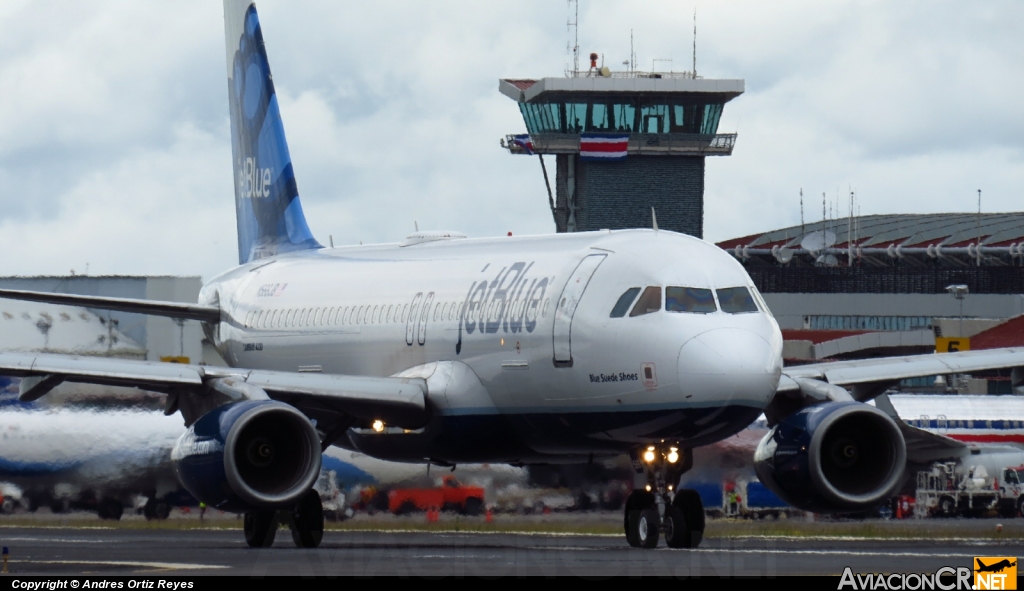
[1,524,1021,577]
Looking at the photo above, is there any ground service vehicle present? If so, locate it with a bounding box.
[916,461,1024,518]
[388,476,484,515]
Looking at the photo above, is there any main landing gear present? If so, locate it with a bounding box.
[244,489,325,548]
[624,445,704,549]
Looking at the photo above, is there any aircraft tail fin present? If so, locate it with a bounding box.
[223,0,321,264]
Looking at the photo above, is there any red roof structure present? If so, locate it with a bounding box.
[781,329,872,344]
[970,315,1024,350]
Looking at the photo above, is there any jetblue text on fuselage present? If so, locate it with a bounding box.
[456,262,548,353]
[462,261,547,335]
[238,156,272,199]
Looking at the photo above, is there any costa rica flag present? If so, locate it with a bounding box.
[580,133,629,161]
[511,134,534,155]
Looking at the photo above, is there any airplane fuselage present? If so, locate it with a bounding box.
[201,229,784,464]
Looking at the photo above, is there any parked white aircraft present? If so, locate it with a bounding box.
[1,0,1024,549]
[0,407,183,519]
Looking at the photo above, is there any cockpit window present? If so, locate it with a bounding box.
[666,287,717,313]
[610,287,641,318]
[629,286,662,317]
[717,287,759,314]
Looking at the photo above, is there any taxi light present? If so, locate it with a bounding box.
[668,485,673,491]
[643,449,656,463]
[645,484,652,492]
[667,450,679,464]
[372,420,385,433]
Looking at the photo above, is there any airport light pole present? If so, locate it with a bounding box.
[945,284,969,337]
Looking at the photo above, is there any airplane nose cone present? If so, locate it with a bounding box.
[677,328,780,404]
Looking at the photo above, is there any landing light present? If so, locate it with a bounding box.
[643,449,656,463]
[645,484,652,492]
[667,450,679,464]
[372,420,385,433]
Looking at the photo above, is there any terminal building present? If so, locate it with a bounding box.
[500,65,742,238]
[717,213,1024,393]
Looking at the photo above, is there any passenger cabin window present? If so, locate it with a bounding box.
[629,286,662,317]
[610,287,641,318]
[666,287,717,313]
[717,287,759,314]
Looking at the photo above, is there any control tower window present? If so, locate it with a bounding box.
[629,286,662,317]
[717,287,759,314]
[519,99,724,135]
[564,103,587,133]
[609,287,641,318]
[641,105,670,133]
[701,104,724,135]
[666,287,717,313]
[591,104,609,130]
[613,103,636,132]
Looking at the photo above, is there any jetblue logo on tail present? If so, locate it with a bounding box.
[239,157,272,199]
[226,3,320,264]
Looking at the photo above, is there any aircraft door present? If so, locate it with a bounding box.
[406,292,422,346]
[417,292,434,345]
[552,254,606,366]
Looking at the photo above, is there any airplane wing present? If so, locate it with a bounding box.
[0,352,429,438]
[783,347,1024,394]
[0,288,220,322]
[766,348,1024,425]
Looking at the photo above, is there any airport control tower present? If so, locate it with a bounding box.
[500,64,743,238]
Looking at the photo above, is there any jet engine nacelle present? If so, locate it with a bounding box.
[754,401,906,512]
[171,400,321,512]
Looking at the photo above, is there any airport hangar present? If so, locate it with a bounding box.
[0,275,226,406]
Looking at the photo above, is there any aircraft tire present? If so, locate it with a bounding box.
[98,499,123,521]
[290,489,324,549]
[146,499,171,521]
[663,504,689,549]
[635,506,660,549]
[673,489,705,548]
[623,490,655,548]
[244,510,278,548]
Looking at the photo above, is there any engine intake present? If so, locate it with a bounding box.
[172,400,321,511]
[754,401,906,512]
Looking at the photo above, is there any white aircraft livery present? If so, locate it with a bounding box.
[2,0,1024,549]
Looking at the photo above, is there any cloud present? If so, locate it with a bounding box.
[0,0,1021,281]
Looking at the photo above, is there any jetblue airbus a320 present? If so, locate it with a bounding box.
[2,0,1023,549]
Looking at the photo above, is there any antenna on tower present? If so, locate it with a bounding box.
[822,192,826,231]
[800,188,805,238]
[566,0,580,76]
[630,29,637,73]
[848,187,854,266]
[692,7,697,78]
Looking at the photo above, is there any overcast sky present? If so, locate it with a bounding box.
[0,1,1021,282]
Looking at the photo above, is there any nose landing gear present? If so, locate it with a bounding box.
[624,445,704,549]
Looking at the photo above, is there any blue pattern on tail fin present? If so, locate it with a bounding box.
[227,4,320,264]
